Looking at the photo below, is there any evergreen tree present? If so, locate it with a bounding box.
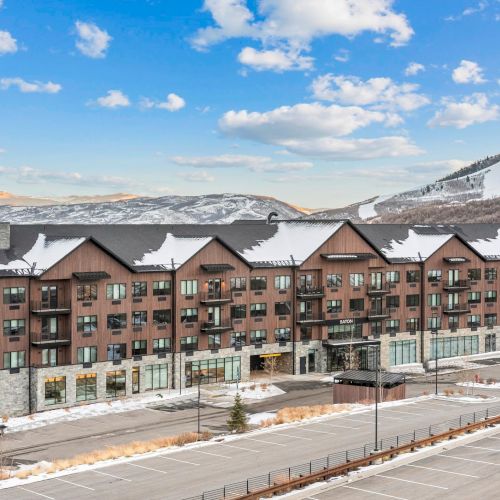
[227,393,248,433]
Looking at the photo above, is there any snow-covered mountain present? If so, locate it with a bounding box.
[310,154,500,222]
[0,193,304,224]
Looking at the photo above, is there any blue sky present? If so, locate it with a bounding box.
[0,0,499,208]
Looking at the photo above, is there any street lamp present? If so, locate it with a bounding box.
[197,373,205,435]
[374,343,381,452]
[432,327,439,395]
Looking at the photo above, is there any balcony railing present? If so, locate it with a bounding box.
[296,286,325,299]
[31,301,71,315]
[443,303,470,314]
[31,332,71,347]
[199,291,233,305]
[368,308,391,319]
[296,312,325,324]
[366,283,391,295]
[443,280,471,291]
[200,320,233,332]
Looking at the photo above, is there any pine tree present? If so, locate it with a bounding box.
[227,393,248,433]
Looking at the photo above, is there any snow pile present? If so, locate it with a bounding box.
[382,229,453,260]
[457,381,500,389]
[248,412,277,425]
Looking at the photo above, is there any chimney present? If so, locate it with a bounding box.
[0,222,10,250]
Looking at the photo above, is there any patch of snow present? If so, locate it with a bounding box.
[468,228,500,257]
[248,412,276,425]
[382,229,454,260]
[457,381,500,389]
[226,382,285,400]
[358,194,391,219]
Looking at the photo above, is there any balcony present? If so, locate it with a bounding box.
[443,303,470,314]
[200,320,233,333]
[31,301,71,315]
[443,280,471,291]
[199,291,233,305]
[296,312,325,325]
[368,308,391,319]
[296,286,325,299]
[31,332,71,347]
[366,283,391,295]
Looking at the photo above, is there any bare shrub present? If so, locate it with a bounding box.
[422,390,429,396]
[487,378,496,385]
[249,384,256,391]
[443,388,455,396]
[260,383,268,391]
[1,416,8,423]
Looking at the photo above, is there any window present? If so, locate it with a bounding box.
[45,376,66,405]
[386,295,400,309]
[427,270,442,282]
[106,370,126,398]
[427,293,441,306]
[180,336,198,351]
[208,333,221,349]
[406,294,420,307]
[3,287,26,304]
[107,343,126,361]
[274,301,291,315]
[77,346,97,363]
[231,331,246,347]
[486,333,497,353]
[107,313,127,329]
[230,277,247,291]
[275,275,291,289]
[386,271,400,283]
[132,340,147,356]
[132,281,147,297]
[327,274,342,288]
[153,280,171,296]
[389,340,416,366]
[485,314,497,327]
[275,328,291,341]
[250,330,267,344]
[406,318,419,332]
[467,291,481,304]
[231,304,247,319]
[153,309,171,325]
[132,311,147,326]
[3,351,25,369]
[250,276,267,290]
[42,317,57,335]
[145,364,168,390]
[153,338,171,353]
[467,315,481,328]
[250,303,267,317]
[180,280,198,295]
[485,291,497,303]
[406,270,420,283]
[468,268,481,281]
[349,273,364,286]
[349,298,364,312]
[42,348,57,367]
[371,321,382,336]
[106,283,126,300]
[328,323,363,341]
[430,335,478,360]
[77,285,97,301]
[185,356,241,387]
[386,319,400,335]
[427,316,441,330]
[76,373,97,401]
[3,319,25,336]
[180,308,198,323]
[327,300,342,313]
[300,326,312,340]
[485,268,497,281]
[448,315,459,329]
[77,315,97,332]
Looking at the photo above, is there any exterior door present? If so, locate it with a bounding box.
[132,367,140,394]
[207,279,222,299]
[448,292,459,307]
[308,350,316,372]
[42,317,58,340]
[299,356,307,374]
[370,272,382,290]
[448,269,459,286]
[370,297,383,314]
[208,306,221,326]
[299,274,313,289]
[42,286,58,308]
[299,301,312,320]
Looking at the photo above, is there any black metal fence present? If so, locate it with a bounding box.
[184,404,500,500]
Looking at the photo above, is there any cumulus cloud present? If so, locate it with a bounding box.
[75,21,112,58]
[452,59,486,84]
[404,62,425,76]
[428,93,499,129]
[0,30,17,55]
[237,47,313,72]
[0,77,62,94]
[92,89,130,108]
[178,170,215,182]
[141,93,186,111]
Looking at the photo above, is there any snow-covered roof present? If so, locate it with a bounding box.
[239,221,345,264]
[468,229,500,260]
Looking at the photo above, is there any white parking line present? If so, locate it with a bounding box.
[92,469,132,481]
[55,478,94,491]
[271,432,313,441]
[158,456,200,465]
[405,464,480,478]
[299,428,336,436]
[376,474,448,489]
[218,443,261,453]
[416,400,463,408]
[342,485,408,499]
[191,450,232,459]
[487,436,500,440]
[380,409,426,416]
[126,463,168,474]
[244,437,287,447]
[314,422,360,430]
[17,487,55,500]
[335,416,374,424]
[438,455,500,466]
[465,445,500,452]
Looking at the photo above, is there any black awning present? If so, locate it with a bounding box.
[334,369,405,387]
[321,253,376,261]
[200,264,235,272]
[73,271,111,281]
[443,257,470,263]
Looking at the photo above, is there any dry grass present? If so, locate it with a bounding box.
[260,404,352,427]
[458,388,465,395]
[487,378,497,385]
[249,384,256,391]
[260,383,268,391]
[421,391,429,396]
[1,415,8,423]
[443,388,455,396]
[6,431,211,482]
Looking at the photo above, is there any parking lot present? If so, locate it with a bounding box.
[1,397,499,499]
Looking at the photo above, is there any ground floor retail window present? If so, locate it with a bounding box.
[326,345,377,371]
[389,340,417,366]
[486,333,497,353]
[327,324,363,342]
[185,356,240,387]
[145,364,168,390]
[45,376,66,405]
[76,373,97,401]
[429,335,479,360]
[106,370,126,398]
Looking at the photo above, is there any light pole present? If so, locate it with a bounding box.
[432,327,438,395]
[374,343,380,451]
[197,373,205,435]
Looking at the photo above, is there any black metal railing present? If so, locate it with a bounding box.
[443,303,470,313]
[443,280,471,290]
[31,300,71,313]
[200,320,233,332]
[368,308,391,319]
[296,312,325,323]
[31,331,71,346]
[199,292,233,304]
[296,286,325,298]
[366,283,391,295]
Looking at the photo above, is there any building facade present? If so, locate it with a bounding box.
[0,220,499,416]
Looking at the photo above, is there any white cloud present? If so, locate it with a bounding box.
[404,62,425,76]
[178,170,215,182]
[93,90,130,108]
[333,49,350,63]
[141,93,186,111]
[0,30,17,55]
[428,93,499,129]
[237,47,313,72]
[452,59,486,84]
[446,1,489,21]
[75,21,112,59]
[0,77,62,94]
[311,74,430,112]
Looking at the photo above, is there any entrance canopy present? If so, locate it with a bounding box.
[334,369,405,388]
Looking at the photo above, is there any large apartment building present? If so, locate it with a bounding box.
[1,219,500,417]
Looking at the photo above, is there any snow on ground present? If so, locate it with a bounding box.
[457,381,500,389]
[357,194,391,219]
[210,381,285,400]
[247,412,276,425]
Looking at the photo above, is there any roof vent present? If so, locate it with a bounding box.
[267,212,279,224]
[0,222,10,250]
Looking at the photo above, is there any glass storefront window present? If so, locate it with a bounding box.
[185,356,241,387]
[106,370,126,398]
